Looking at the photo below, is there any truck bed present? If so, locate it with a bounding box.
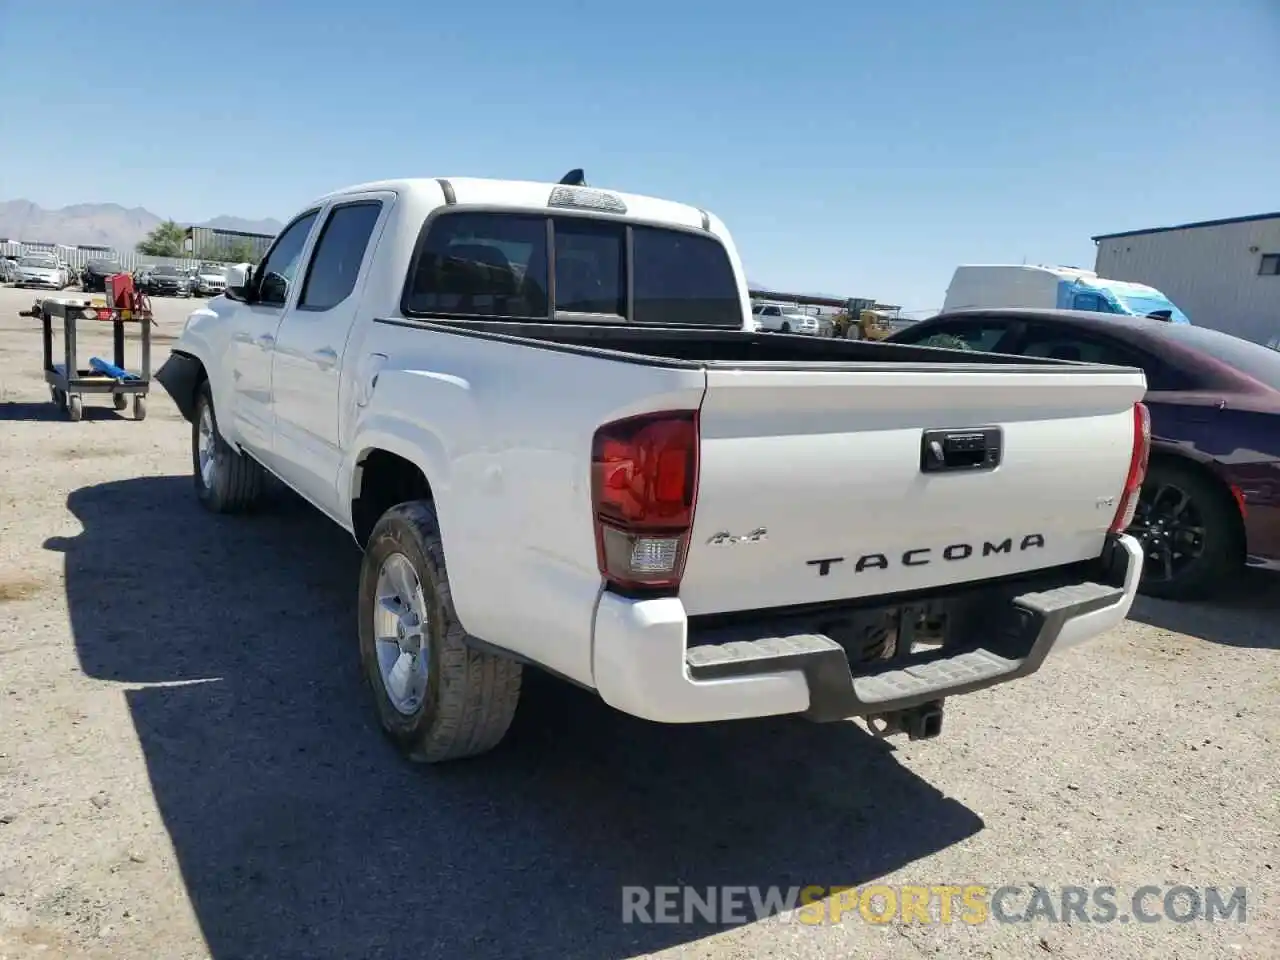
[375,317,1085,370]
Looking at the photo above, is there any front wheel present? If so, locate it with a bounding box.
[192,381,264,512]
[1129,460,1242,601]
[358,501,523,763]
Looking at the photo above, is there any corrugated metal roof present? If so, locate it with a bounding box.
[1092,211,1280,242]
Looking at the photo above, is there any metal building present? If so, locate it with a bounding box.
[1093,212,1280,345]
[183,225,275,261]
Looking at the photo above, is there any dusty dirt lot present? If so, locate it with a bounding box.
[0,283,1276,960]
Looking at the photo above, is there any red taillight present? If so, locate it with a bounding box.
[591,411,699,591]
[1110,402,1151,534]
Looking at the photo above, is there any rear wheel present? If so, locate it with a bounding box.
[359,501,523,763]
[1129,459,1241,601]
[192,381,264,513]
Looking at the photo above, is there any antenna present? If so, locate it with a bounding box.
[559,168,587,186]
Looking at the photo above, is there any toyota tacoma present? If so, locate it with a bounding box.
[156,173,1150,763]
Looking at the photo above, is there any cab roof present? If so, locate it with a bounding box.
[309,176,719,234]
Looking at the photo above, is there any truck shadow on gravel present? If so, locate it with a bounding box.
[1127,568,1278,649]
[50,476,983,960]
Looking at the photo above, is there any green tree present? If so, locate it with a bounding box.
[218,238,261,264]
[136,220,187,257]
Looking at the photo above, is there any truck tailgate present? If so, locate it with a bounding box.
[679,365,1146,617]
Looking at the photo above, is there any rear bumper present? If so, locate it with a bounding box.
[591,534,1143,724]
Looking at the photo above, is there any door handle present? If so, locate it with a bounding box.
[254,333,275,349]
[313,347,339,369]
[920,427,1002,473]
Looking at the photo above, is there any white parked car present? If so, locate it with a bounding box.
[752,303,820,334]
[14,254,64,289]
[157,174,1150,765]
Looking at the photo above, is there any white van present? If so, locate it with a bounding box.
[943,264,1191,324]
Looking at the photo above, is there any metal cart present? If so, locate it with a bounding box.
[26,297,153,421]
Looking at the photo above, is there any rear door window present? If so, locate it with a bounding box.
[1019,326,1143,365]
[1018,324,1191,389]
[403,212,743,326]
[299,201,383,311]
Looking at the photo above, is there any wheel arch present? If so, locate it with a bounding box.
[349,446,436,549]
[1146,448,1247,559]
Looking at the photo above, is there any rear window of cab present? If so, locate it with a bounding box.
[401,211,744,327]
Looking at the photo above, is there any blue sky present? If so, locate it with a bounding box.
[1,0,1277,311]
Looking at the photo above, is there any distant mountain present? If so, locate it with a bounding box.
[0,200,284,252]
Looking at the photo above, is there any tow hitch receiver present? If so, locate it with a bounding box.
[867,700,945,741]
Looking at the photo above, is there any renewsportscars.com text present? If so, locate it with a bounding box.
[621,884,1248,926]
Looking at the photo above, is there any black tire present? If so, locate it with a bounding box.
[133,395,147,421]
[358,501,523,763]
[192,381,264,513]
[780,322,791,333]
[1131,459,1242,601]
[67,395,83,421]
[113,393,128,411]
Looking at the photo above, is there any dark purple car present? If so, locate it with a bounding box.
[888,308,1280,601]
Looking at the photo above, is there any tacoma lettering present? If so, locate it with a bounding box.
[807,535,1045,576]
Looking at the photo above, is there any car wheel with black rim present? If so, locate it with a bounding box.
[1129,459,1242,601]
[358,501,523,763]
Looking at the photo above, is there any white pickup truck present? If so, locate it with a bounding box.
[157,174,1151,764]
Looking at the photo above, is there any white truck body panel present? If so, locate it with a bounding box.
[682,366,1144,616]
[944,264,1065,312]
[162,176,1148,732]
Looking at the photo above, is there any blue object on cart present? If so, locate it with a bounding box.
[88,357,140,381]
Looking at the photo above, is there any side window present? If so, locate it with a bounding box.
[256,211,320,306]
[911,323,1011,352]
[404,212,548,318]
[298,202,383,311]
[1071,292,1104,312]
[553,217,624,316]
[763,306,781,317]
[1145,362,1196,391]
[1019,326,1144,368]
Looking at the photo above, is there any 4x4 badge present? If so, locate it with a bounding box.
[707,528,768,546]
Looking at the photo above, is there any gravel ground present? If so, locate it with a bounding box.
[0,284,1276,960]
